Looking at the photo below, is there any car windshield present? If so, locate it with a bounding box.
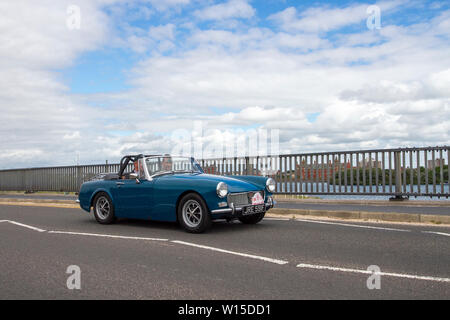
[144,156,202,177]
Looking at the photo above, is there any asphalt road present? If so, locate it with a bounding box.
[0,204,449,299]
[1,194,449,216]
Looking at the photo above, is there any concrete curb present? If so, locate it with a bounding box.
[0,198,75,204]
[273,197,450,207]
[0,198,79,209]
[269,208,450,225]
[0,201,79,209]
[0,192,77,197]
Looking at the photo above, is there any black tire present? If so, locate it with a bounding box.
[177,193,212,233]
[93,192,116,224]
[238,211,265,224]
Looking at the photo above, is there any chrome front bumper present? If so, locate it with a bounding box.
[76,199,80,203]
[211,197,275,215]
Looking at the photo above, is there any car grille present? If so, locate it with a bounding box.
[227,191,265,206]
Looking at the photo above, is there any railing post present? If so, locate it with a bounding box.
[390,151,407,201]
[245,156,250,175]
[76,165,82,192]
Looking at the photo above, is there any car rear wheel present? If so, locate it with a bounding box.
[238,211,265,224]
[93,192,116,224]
[178,193,211,233]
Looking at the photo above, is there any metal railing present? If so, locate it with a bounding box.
[200,146,449,198]
[0,146,448,198]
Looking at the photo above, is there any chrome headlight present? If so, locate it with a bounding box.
[266,178,276,193]
[216,182,228,198]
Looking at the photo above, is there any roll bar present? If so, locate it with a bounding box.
[118,154,160,177]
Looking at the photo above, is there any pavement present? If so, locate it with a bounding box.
[1,193,449,216]
[0,204,449,299]
[0,194,77,201]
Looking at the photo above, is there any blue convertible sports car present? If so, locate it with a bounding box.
[78,154,276,233]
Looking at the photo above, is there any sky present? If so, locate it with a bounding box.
[0,0,449,169]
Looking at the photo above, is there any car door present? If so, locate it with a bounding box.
[114,179,154,219]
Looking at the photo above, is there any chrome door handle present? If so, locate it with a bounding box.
[116,182,125,186]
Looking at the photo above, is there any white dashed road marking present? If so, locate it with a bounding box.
[292,218,411,232]
[171,240,289,265]
[296,263,450,283]
[0,219,46,232]
[422,231,450,237]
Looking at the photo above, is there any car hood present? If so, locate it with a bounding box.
[170,173,263,193]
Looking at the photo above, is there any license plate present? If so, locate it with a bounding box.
[242,204,265,216]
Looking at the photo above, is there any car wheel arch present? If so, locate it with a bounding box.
[175,190,210,221]
[90,189,114,209]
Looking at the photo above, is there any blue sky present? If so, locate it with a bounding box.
[0,0,449,168]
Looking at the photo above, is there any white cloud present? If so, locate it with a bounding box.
[187,28,328,51]
[63,131,81,140]
[149,23,176,40]
[194,0,255,21]
[0,0,119,167]
[125,23,176,53]
[0,1,449,168]
[115,7,450,154]
[341,69,450,102]
[268,0,405,33]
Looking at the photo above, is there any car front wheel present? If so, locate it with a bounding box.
[178,193,211,233]
[93,192,116,224]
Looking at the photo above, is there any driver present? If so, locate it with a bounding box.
[121,160,139,180]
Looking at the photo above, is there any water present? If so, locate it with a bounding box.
[276,183,450,201]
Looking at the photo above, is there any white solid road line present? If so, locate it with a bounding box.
[422,231,450,237]
[296,263,450,283]
[292,218,411,232]
[0,219,46,232]
[48,230,169,242]
[171,240,289,265]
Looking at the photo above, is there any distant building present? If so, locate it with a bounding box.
[427,158,446,168]
[203,165,217,175]
[358,158,381,169]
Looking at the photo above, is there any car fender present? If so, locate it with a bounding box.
[78,180,116,212]
[89,188,115,208]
